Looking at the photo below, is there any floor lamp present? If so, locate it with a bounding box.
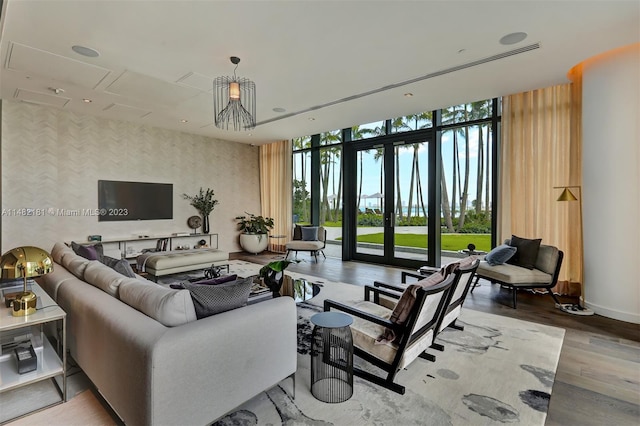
[554,186,594,316]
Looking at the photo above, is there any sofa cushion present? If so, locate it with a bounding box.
[119,280,197,326]
[51,242,74,264]
[477,261,553,285]
[301,226,319,241]
[58,249,90,280]
[485,244,517,266]
[507,235,542,269]
[101,255,137,278]
[84,260,139,298]
[286,240,324,250]
[183,276,253,319]
[293,225,302,240]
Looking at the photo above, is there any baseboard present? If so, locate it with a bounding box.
[585,301,640,324]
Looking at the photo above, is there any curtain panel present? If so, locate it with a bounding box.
[260,140,293,253]
[501,80,582,296]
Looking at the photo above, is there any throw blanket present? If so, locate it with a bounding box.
[377,256,478,344]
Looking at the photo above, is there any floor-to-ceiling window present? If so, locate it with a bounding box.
[292,98,499,268]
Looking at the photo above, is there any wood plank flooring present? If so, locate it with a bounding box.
[234,251,640,426]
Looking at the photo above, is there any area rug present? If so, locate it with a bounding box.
[166,260,565,426]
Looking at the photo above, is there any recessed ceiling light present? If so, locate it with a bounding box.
[404,93,414,97]
[82,98,92,103]
[499,32,528,45]
[72,45,100,57]
[458,49,466,54]
[180,119,188,123]
[273,107,286,113]
[308,117,315,121]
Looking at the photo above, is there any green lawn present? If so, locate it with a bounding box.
[354,233,491,252]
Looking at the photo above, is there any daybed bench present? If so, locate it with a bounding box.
[472,238,564,308]
[38,242,296,426]
[137,248,229,281]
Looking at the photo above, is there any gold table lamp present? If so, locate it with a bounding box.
[0,246,53,316]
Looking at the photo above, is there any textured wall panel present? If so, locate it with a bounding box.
[1,101,260,254]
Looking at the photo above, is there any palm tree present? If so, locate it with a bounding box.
[292,136,311,222]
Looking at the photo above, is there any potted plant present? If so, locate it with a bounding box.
[183,188,219,234]
[259,260,296,296]
[235,212,274,254]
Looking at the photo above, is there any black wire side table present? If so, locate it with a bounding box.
[310,311,354,403]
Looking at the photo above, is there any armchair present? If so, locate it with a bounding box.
[323,272,456,394]
[285,226,326,262]
[402,258,480,333]
[471,241,564,308]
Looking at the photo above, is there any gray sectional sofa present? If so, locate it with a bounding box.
[38,242,297,426]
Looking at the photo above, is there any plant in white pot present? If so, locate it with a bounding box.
[235,212,274,254]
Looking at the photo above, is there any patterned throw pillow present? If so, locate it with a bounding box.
[184,276,253,319]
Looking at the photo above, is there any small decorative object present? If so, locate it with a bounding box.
[14,344,37,374]
[214,56,256,131]
[259,260,296,297]
[235,212,275,254]
[467,243,476,252]
[183,188,219,234]
[187,216,202,234]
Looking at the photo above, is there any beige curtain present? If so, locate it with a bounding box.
[259,140,293,253]
[501,80,582,296]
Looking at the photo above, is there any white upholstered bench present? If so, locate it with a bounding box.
[137,248,229,281]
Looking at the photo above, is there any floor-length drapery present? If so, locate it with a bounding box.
[260,140,293,253]
[501,81,582,296]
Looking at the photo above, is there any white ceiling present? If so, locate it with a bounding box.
[1,0,638,145]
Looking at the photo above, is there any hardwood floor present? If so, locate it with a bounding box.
[234,251,640,426]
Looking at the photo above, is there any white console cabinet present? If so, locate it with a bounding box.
[77,233,218,259]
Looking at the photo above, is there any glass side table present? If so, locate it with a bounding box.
[310,311,353,403]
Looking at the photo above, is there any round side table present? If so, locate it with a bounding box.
[310,311,354,403]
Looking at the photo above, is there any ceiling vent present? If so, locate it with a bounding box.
[257,42,540,126]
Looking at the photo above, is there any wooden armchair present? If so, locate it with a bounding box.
[323,273,456,394]
[402,258,480,333]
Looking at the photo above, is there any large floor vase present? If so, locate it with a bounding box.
[239,233,269,254]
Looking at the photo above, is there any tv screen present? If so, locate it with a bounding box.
[98,180,173,221]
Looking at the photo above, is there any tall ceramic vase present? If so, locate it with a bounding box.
[202,215,210,234]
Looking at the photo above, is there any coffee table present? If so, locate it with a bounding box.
[281,275,320,303]
[248,275,320,304]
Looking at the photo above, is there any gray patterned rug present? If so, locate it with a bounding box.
[176,261,565,426]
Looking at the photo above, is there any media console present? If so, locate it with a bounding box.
[77,233,218,260]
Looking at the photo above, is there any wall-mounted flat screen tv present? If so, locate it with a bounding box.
[98,180,173,221]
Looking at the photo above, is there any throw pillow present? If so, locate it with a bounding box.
[193,274,238,285]
[184,276,253,319]
[485,244,518,266]
[101,255,137,278]
[301,226,319,241]
[71,241,104,261]
[293,225,302,240]
[506,235,542,269]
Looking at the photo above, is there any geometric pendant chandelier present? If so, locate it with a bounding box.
[213,56,256,131]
